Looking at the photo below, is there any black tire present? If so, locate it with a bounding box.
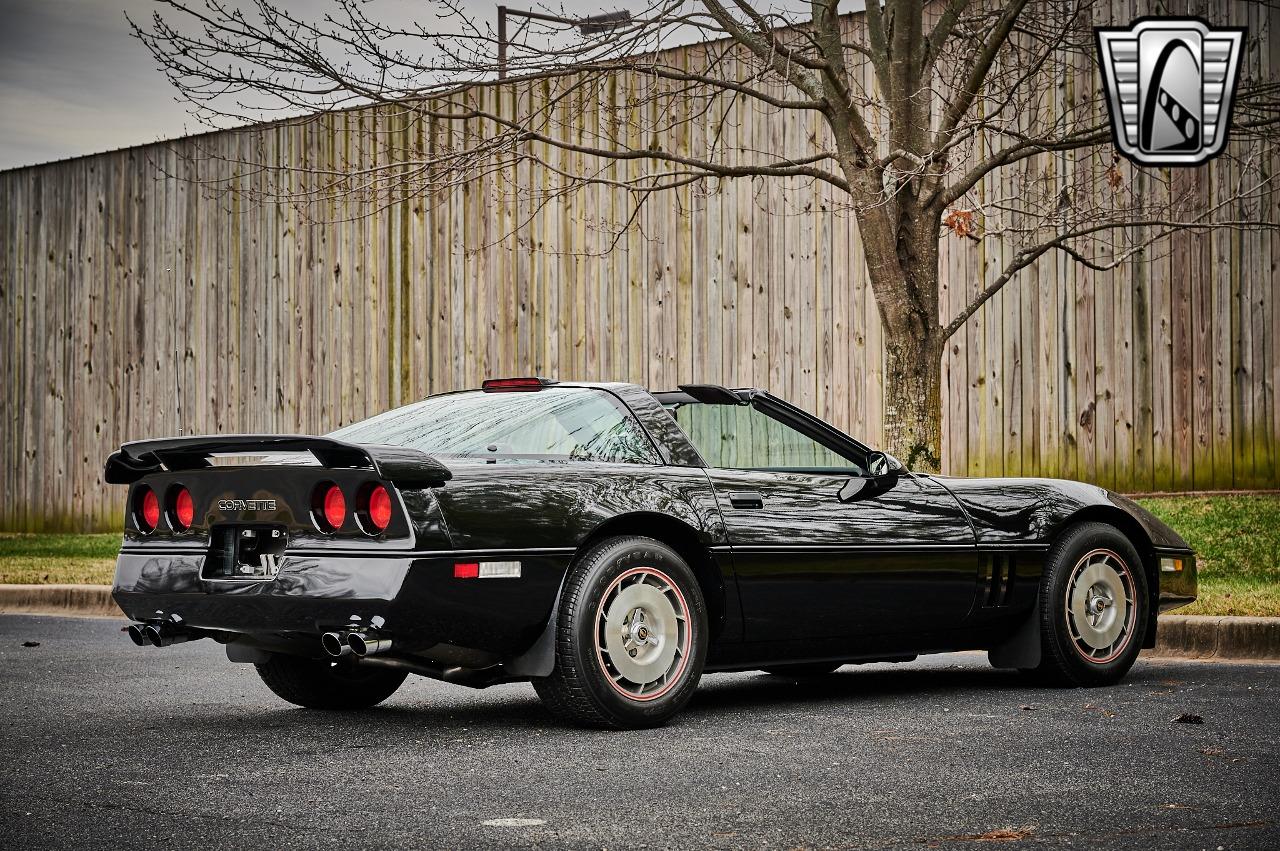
[1029,522,1149,687]
[761,663,842,678]
[254,654,408,709]
[533,536,708,729]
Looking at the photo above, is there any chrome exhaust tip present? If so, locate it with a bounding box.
[126,623,148,646]
[141,620,199,647]
[347,632,392,657]
[321,631,353,657]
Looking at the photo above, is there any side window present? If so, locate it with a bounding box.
[670,403,860,471]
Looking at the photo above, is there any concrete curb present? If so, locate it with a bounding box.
[0,584,120,618]
[1146,614,1280,661]
[2,585,1278,659]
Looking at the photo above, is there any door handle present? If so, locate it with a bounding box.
[728,490,764,509]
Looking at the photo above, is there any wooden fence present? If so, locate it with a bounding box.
[1,3,1276,532]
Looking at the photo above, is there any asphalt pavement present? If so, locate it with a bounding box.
[1,614,1276,850]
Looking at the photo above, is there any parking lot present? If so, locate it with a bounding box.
[1,614,1276,849]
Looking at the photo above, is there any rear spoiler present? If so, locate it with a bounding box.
[103,434,452,488]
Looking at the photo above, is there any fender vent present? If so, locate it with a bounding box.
[982,554,1016,608]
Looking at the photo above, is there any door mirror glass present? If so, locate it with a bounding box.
[865,451,892,478]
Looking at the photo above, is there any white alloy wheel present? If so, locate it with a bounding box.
[594,566,692,701]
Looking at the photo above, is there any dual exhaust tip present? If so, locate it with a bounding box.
[321,630,392,658]
[127,620,200,648]
[128,620,385,656]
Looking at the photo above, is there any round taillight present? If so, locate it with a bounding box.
[137,487,160,533]
[365,484,392,533]
[172,487,194,531]
[318,483,346,532]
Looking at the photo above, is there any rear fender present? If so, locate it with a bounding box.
[505,509,737,677]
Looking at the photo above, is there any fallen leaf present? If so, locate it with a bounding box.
[934,825,1036,843]
[1173,713,1204,724]
[975,827,1034,842]
[21,641,40,648]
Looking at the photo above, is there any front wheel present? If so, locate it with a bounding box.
[1030,522,1149,687]
[255,654,408,709]
[533,536,708,729]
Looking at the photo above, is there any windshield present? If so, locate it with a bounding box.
[329,387,660,464]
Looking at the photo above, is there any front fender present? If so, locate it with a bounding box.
[935,475,1188,553]
[938,475,1196,653]
[1104,492,1191,551]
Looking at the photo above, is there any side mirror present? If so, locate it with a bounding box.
[837,452,899,502]
[865,451,892,478]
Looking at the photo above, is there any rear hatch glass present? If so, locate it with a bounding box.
[328,388,659,464]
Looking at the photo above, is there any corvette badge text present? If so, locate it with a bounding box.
[1095,17,1245,166]
[217,499,278,512]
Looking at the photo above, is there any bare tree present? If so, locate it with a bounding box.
[132,0,1279,469]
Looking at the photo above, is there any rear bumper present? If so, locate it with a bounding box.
[112,548,571,657]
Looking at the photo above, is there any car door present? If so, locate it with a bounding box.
[666,390,978,644]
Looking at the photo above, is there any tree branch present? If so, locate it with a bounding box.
[929,124,1112,209]
[942,218,1280,341]
[931,0,1032,152]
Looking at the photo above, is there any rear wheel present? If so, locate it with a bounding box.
[1030,522,1149,687]
[533,536,708,729]
[255,654,407,709]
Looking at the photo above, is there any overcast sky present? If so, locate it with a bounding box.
[0,0,185,170]
[0,0,828,173]
[0,0,595,171]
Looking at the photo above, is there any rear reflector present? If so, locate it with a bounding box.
[481,377,558,392]
[479,561,522,578]
[454,561,521,579]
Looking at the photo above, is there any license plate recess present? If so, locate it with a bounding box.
[205,525,288,580]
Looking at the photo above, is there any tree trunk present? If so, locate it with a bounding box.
[853,197,945,474]
[881,323,944,473]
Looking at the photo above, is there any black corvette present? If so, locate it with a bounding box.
[107,378,1197,728]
